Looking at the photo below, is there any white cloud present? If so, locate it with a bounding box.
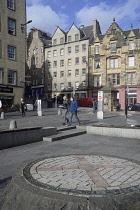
[27,5,68,34]
[76,0,140,33]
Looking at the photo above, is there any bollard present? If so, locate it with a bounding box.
[58,108,62,115]
[9,120,17,130]
[38,110,42,116]
[1,112,5,119]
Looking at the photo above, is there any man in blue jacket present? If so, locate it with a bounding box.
[66,96,80,126]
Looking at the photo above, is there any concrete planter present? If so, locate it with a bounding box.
[0,127,57,150]
[86,125,140,139]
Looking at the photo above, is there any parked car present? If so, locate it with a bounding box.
[128,103,140,111]
[77,98,96,107]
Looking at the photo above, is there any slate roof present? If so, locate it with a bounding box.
[80,25,93,40]
[124,28,140,38]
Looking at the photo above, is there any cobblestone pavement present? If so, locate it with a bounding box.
[29,155,140,193]
[0,107,140,130]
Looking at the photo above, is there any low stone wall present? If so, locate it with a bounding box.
[0,127,57,150]
[86,125,140,139]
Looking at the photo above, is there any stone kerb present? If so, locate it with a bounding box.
[0,127,57,150]
[86,125,140,139]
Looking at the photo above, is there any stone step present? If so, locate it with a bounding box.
[57,125,76,132]
[43,129,86,142]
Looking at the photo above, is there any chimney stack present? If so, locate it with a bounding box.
[93,19,101,39]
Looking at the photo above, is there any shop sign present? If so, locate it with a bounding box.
[0,87,13,93]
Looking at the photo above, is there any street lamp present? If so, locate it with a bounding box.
[21,20,32,32]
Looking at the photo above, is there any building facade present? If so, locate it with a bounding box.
[89,20,140,109]
[0,0,26,106]
[45,21,101,100]
[26,27,51,99]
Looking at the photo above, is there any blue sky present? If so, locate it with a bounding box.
[27,0,140,35]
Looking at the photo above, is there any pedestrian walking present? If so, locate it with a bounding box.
[21,99,26,117]
[66,96,80,126]
[62,96,69,125]
[93,99,97,113]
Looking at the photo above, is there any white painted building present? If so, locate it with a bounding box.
[45,21,101,99]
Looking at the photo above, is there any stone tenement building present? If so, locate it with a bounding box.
[89,19,140,109]
[45,20,101,99]
[0,0,26,105]
[26,27,51,98]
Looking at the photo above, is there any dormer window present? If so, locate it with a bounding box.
[53,39,57,45]
[111,43,116,52]
[75,34,79,41]
[68,36,71,42]
[129,40,134,50]
[60,38,64,44]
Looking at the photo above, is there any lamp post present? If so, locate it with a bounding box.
[21,20,32,33]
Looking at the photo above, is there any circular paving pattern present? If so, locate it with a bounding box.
[24,155,140,196]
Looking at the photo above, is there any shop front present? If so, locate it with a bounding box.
[0,87,14,108]
[116,86,140,110]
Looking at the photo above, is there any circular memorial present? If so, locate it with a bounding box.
[3,155,140,210]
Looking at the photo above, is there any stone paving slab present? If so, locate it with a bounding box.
[27,155,140,195]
